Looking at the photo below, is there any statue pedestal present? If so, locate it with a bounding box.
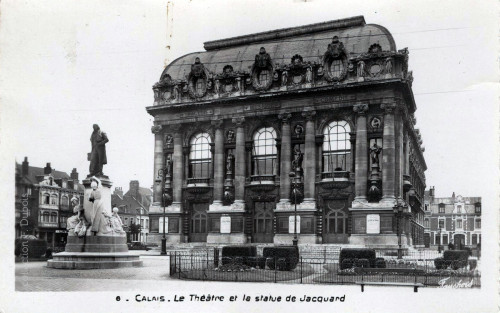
[47,176,142,269]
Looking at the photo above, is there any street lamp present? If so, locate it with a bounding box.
[289,171,300,246]
[394,205,404,259]
[157,168,168,255]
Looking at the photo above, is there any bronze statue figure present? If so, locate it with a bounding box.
[370,142,382,167]
[89,124,109,177]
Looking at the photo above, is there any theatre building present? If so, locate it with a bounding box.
[147,16,427,248]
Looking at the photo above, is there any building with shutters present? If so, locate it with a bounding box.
[15,157,84,249]
[423,187,481,249]
[146,16,427,247]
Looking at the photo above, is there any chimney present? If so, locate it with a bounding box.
[44,162,52,175]
[71,168,79,181]
[129,180,139,197]
[22,157,29,176]
[114,187,123,198]
[429,186,435,197]
[452,192,455,202]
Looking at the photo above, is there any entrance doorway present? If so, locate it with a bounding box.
[453,234,465,250]
[253,202,274,243]
[190,203,208,242]
[424,233,430,248]
[322,199,349,243]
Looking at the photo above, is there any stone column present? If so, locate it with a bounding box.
[172,124,184,208]
[353,104,369,202]
[233,117,246,209]
[381,103,397,203]
[211,119,224,207]
[151,125,164,206]
[302,110,316,208]
[278,113,292,208]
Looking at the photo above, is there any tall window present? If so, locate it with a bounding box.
[475,219,481,229]
[189,133,212,179]
[50,212,57,223]
[43,193,50,204]
[456,219,462,228]
[252,127,277,175]
[424,218,429,228]
[438,203,445,213]
[323,120,351,172]
[438,219,444,229]
[42,212,49,223]
[50,194,58,205]
[475,203,481,213]
[61,196,68,206]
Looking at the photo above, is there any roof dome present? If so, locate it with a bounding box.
[160,16,396,81]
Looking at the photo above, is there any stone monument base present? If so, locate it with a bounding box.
[47,252,142,269]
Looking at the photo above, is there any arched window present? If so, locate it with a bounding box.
[50,194,58,205]
[42,193,50,204]
[252,127,277,176]
[50,212,57,223]
[189,133,212,179]
[322,120,351,172]
[42,211,50,223]
[61,196,68,206]
[325,210,346,234]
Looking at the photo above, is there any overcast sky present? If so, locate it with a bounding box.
[1,0,498,200]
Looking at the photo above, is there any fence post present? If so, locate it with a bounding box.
[178,255,181,279]
[300,257,303,284]
[274,258,277,283]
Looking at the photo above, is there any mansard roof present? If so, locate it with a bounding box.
[160,16,396,81]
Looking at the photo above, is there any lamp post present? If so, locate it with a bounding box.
[289,171,300,246]
[394,205,404,259]
[157,168,167,255]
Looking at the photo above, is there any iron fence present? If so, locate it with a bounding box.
[168,248,481,288]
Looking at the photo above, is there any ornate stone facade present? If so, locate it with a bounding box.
[147,16,427,247]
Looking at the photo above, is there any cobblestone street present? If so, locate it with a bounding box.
[16,255,172,291]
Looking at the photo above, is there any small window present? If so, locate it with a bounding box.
[442,234,449,245]
[435,235,441,245]
[300,216,314,234]
[424,218,430,228]
[472,234,478,245]
[475,203,481,213]
[456,219,462,228]
[475,219,481,229]
[50,194,58,205]
[424,204,429,211]
[438,219,444,229]
[259,70,270,86]
[438,204,445,213]
[43,193,50,205]
[278,217,289,234]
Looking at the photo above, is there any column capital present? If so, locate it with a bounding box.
[353,103,369,115]
[211,118,224,129]
[169,124,182,132]
[232,117,245,126]
[278,113,292,124]
[151,125,163,134]
[302,110,316,121]
[381,103,398,114]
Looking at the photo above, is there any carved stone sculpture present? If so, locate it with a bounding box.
[89,176,112,235]
[281,70,288,87]
[305,66,313,83]
[110,207,125,234]
[385,57,393,74]
[357,60,366,78]
[370,142,382,167]
[291,145,303,176]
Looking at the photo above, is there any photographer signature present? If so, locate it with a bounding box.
[438,277,474,288]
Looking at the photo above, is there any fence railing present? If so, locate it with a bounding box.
[168,248,481,288]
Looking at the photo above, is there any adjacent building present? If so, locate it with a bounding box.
[146,16,427,247]
[15,157,84,249]
[423,187,481,249]
[111,181,151,242]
